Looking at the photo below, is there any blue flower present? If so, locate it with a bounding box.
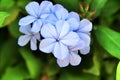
[18,25,40,50]
[39,20,80,59]
[19,1,53,33]
[47,4,80,31]
[74,19,92,54]
[57,50,81,67]
[48,4,92,54]
[50,4,68,20]
[18,1,93,67]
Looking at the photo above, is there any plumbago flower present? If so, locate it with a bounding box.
[76,19,92,54]
[40,20,80,60]
[18,25,40,50]
[19,1,53,33]
[18,1,92,67]
[47,4,92,52]
[56,19,92,67]
[45,4,92,67]
[47,4,80,31]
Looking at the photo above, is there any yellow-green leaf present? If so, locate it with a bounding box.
[3,9,19,26]
[116,62,120,80]
[0,12,9,27]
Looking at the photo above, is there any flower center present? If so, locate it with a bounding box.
[56,38,60,42]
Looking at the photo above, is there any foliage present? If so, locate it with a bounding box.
[0,0,120,80]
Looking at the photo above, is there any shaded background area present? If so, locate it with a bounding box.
[0,0,120,80]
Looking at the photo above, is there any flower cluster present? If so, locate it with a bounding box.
[18,1,92,67]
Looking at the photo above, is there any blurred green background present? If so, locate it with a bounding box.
[0,0,120,80]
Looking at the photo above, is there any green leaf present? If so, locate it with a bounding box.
[104,60,117,74]
[99,0,120,26]
[95,26,120,59]
[83,49,101,76]
[59,72,99,80]
[90,0,108,17]
[103,59,117,80]
[1,64,29,80]
[46,62,59,76]
[101,0,120,17]
[116,62,120,80]
[8,19,21,38]
[3,9,19,26]
[19,48,42,78]
[0,39,18,72]
[0,0,14,8]
[54,0,79,12]
[0,12,9,27]
[17,0,31,9]
[83,0,92,3]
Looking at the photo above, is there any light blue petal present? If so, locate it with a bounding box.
[80,46,90,55]
[31,19,42,33]
[52,4,68,20]
[57,56,69,67]
[19,16,36,26]
[18,35,31,46]
[77,33,90,47]
[56,21,70,39]
[39,1,53,14]
[67,18,79,30]
[19,25,31,34]
[55,8,68,20]
[41,23,57,38]
[70,40,85,50]
[53,42,69,59]
[51,4,63,12]
[30,37,37,50]
[70,51,81,66]
[67,12,80,21]
[40,38,56,53]
[45,14,57,24]
[25,1,40,17]
[40,13,49,19]
[61,32,79,47]
[79,19,92,32]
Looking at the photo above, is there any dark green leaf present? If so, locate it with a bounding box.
[90,0,108,17]
[83,0,92,3]
[46,62,59,76]
[84,49,101,76]
[95,26,120,59]
[101,0,120,17]
[17,0,31,9]
[0,39,18,72]
[19,48,42,78]
[59,72,99,80]
[104,60,117,74]
[103,59,117,80]
[54,0,79,12]
[8,19,21,38]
